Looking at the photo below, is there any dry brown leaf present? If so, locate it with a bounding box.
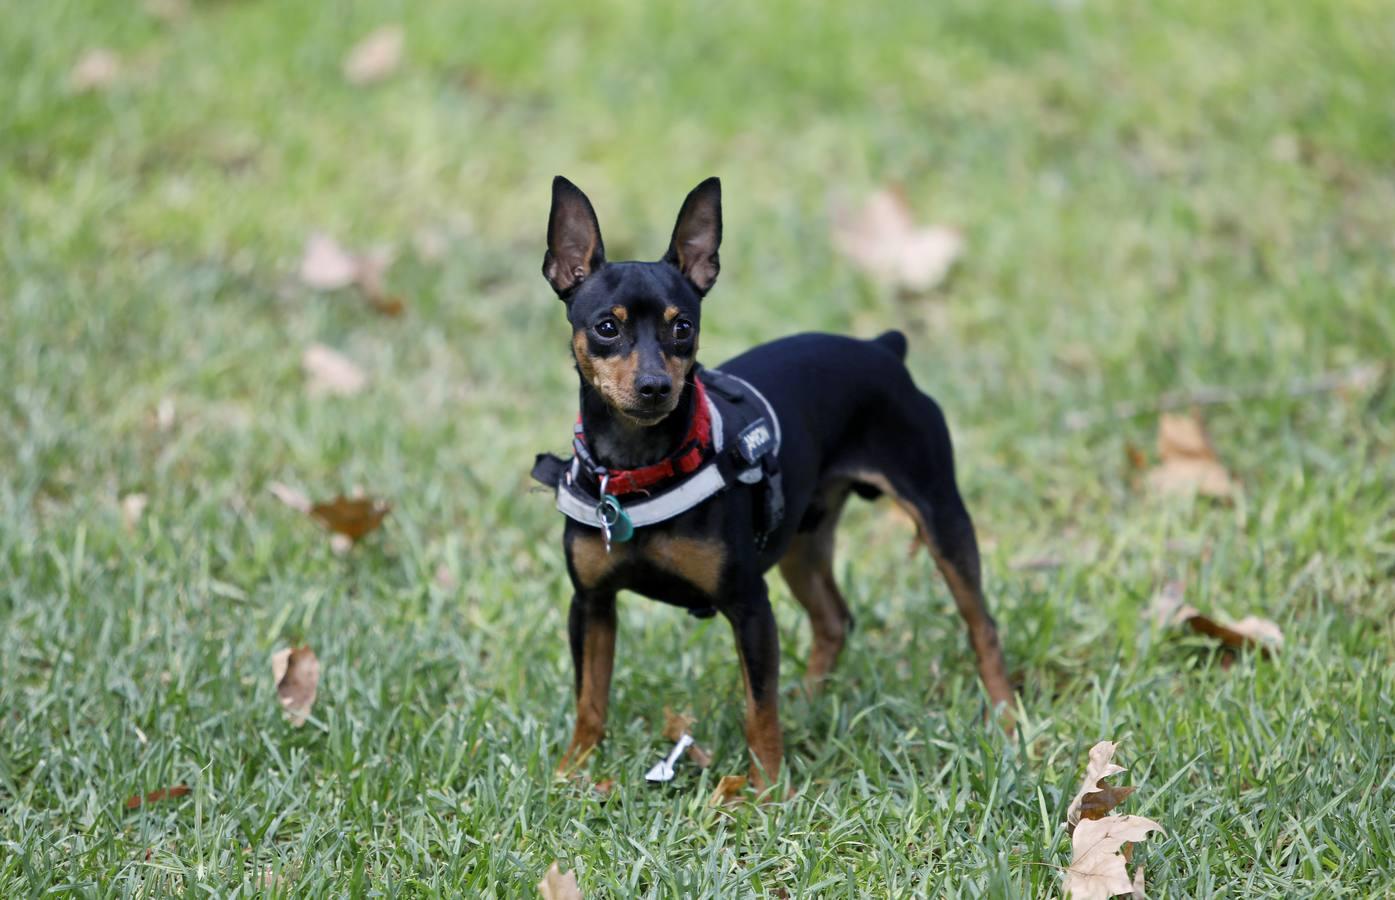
[302,343,367,397]
[125,783,190,810]
[269,482,313,514]
[832,188,963,293]
[708,774,747,807]
[1146,581,1192,630]
[1185,612,1284,654]
[343,25,404,86]
[1131,864,1147,899]
[1063,815,1164,900]
[70,49,122,92]
[310,496,391,542]
[661,707,712,768]
[299,234,360,291]
[1145,413,1236,499]
[591,778,615,799]
[121,493,149,530]
[143,0,188,22]
[271,646,320,726]
[1150,582,1283,654]
[1066,741,1138,831]
[536,862,583,900]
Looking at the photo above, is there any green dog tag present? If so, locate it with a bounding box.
[598,494,634,544]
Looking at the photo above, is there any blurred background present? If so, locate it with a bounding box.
[2,0,1393,893]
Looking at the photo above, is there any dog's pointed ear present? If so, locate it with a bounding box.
[663,177,721,296]
[543,176,605,298]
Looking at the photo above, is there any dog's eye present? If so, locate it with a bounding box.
[673,318,694,340]
[593,318,620,340]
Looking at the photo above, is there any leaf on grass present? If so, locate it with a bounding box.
[271,646,320,726]
[1149,581,1283,654]
[1065,741,1137,830]
[125,783,190,810]
[121,493,149,530]
[1145,413,1236,499]
[1131,864,1147,899]
[537,862,583,900]
[831,188,963,293]
[302,343,367,397]
[269,482,313,514]
[708,774,747,807]
[662,707,712,768]
[309,496,391,542]
[70,49,122,92]
[143,0,188,22]
[343,25,404,86]
[591,778,615,800]
[299,233,360,290]
[1185,613,1284,654]
[298,235,406,315]
[1063,815,1164,900]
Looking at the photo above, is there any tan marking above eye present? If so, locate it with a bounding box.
[664,306,680,323]
[611,306,629,323]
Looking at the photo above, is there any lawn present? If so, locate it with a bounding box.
[3,0,1394,895]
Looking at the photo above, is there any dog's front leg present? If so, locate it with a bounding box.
[725,582,783,796]
[558,590,617,774]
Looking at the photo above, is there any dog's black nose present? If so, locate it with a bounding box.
[636,374,672,399]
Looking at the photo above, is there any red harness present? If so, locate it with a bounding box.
[573,377,714,497]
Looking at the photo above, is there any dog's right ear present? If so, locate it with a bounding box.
[542,176,605,298]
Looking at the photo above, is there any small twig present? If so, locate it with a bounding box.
[1063,363,1383,431]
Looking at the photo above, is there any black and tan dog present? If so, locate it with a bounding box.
[536,176,1013,794]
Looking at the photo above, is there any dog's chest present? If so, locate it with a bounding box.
[568,530,726,598]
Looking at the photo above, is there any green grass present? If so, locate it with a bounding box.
[4,0,1395,894]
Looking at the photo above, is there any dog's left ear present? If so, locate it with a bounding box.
[663,177,721,296]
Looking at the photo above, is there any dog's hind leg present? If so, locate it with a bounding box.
[779,480,855,691]
[849,396,1015,725]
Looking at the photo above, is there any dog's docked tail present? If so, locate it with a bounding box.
[873,329,909,361]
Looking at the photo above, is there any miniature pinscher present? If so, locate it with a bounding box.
[536,176,1013,794]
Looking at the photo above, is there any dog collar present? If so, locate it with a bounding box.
[571,376,715,497]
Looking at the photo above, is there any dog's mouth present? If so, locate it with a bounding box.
[616,405,675,427]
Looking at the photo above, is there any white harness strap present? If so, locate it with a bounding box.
[553,370,779,531]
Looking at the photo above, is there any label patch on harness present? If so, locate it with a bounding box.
[737,418,774,465]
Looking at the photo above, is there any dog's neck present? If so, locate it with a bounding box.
[578,379,697,471]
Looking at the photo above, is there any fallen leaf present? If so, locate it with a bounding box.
[70,49,122,92]
[269,482,313,514]
[832,188,963,293]
[354,249,406,317]
[299,234,360,290]
[343,25,404,86]
[1066,741,1137,831]
[1063,815,1164,900]
[302,343,367,397]
[1145,580,1192,630]
[143,0,188,22]
[298,236,406,316]
[1185,612,1284,654]
[536,862,583,900]
[591,778,615,799]
[1131,864,1147,899]
[271,646,320,726]
[1145,412,1236,499]
[125,783,190,810]
[309,496,390,543]
[1149,582,1283,654]
[709,774,747,807]
[662,707,712,768]
[121,493,149,530]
